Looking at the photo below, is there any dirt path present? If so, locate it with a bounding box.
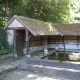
[0,69,72,80]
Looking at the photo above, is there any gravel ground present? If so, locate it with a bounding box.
[0,69,73,80]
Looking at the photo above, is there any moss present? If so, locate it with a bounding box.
[16,16,60,35]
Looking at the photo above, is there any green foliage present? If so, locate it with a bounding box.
[24,0,72,23]
[70,0,80,23]
[1,0,80,23]
[0,27,13,55]
[0,47,8,55]
[0,0,72,23]
[0,27,7,48]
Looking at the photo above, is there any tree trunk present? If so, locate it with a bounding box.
[4,0,9,16]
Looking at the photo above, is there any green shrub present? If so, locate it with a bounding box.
[0,26,13,55]
[0,47,8,55]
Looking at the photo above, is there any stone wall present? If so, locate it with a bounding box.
[23,45,43,54]
[0,54,13,59]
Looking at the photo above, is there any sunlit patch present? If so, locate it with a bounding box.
[38,30,45,35]
[27,74,35,78]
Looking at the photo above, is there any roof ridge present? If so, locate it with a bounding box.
[53,24,64,36]
[55,23,80,25]
[14,15,50,24]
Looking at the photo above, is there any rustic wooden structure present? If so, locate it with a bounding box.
[5,15,60,57]
[5,15,80,57]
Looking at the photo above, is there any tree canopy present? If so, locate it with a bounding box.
[0,0,80,27]
[0,0,73,26]
[70,0,80,23]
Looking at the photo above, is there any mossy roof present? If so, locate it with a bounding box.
[15,15,60,36]
[55,24,80,36]
[6,15,80,36]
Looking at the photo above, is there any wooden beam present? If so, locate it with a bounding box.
[77,36,79,47]
[25,29,29,54]
[63,36,64,44]
[43,36,48,56]
[28,34,31,41]
[13,29,16,61]
[45,36,47,49]
[7,27,26,30]
[56,36,58,46]
[63,36,65,61]
[25,29,29,41]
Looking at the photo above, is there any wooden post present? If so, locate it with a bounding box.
[44,36,48,56]
[25,29,31,58]
[77,36,79,47]
[62,36,65,46]
[45,36,47,49]
[63,36,65,61]
[56,36,58,50]
[64,42,65,61]
[25,29,29,54]
[27,41,29,54]
[13,29,16,61]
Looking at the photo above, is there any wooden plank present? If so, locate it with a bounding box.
[7,27,26,30]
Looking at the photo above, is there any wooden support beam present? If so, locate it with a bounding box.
[26,42,29,55]
[45,36,47,48]
[25,29,29,55]
[77,36,79,47]
[56,36,58,46]
[25,29,29,41]
[63,36,64,45]
[13,29,16,61]
[63,36,65,61]
[62,36,64,46]
[28,34,31,41]
[44,36,48,56]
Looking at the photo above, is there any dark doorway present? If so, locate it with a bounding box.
[16,30,25,56]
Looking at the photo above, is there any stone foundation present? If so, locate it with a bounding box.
[23,46,43,54]
[0,54,13,59]
[18,59,80,80]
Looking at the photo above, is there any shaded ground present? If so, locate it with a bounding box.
[0,56,24,65]
[0,52,79,80]
[0,69,72,80]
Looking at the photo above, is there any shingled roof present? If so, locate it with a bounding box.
[6,15,80,36]
[55,24,80,36]
[6,15,60,36]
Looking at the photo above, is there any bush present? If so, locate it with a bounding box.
[0,26,13,55]
[0,47,8,55]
